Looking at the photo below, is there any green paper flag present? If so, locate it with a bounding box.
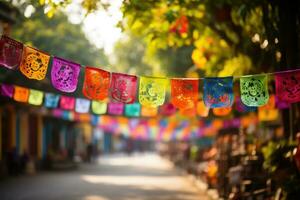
[28,89,44,105]
[240,75,269,107]
[91,101,107,115]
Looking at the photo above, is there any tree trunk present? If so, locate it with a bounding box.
[278,0,300,138]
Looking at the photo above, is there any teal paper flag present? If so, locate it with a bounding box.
[125,103,141,117]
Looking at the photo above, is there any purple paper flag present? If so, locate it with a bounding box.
[1,84,14,98]
[51,57,81,93]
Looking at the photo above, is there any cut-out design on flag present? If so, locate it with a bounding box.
[171,78,199,110]
[139,76,167,107]
[14,86,29,103]
[75,98,91,113]
[0,36,23,70]
[28,89,44,105]
[51,57,81,93]
[20,46,50,80]
[110,73,137,104]
[108,102,124,115]
[1,84,14,98]
[83,67,110,100]
[160,103,177,116]
[240,75,269,107]
[275,70,300,103]
[258,109,279,121]
[213,107,232,116]
[235,96,257,112]
[91,101,107,115]
[60,96,75,110]
[141,106,158,117]
[196,101,209,117]
[44,93,60,108]
[203,77,234,108]
[125,103,141,117]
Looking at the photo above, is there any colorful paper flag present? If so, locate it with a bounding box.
[91,115,99,126]
[19,46,50,80]
[83,67,110,100]
[203,77,234,108]
[171,78,199,110]
[196,101,210,117]
[75,98,91,113]
[28,89,44,105]
[108,102,124,115]
[275,70,300,104]
[44,93,60,108]
[52,109,63,118]
[0,35,23,70]
[160,103,177,116]
[14,86,29,103]
[212,107,232,116]
[51,57,81,93]
[141,106,158,117]
[125,103,141,117]
[110,73,137,104]
[91,101,107,115]
[139,76,167,107]
[0,84,14,98]
[259,94,275,110]
[240,75,269,107]
[258,109,279,121]
[179,107,196,117]
[275,96,290,109]
[60,96,75,110]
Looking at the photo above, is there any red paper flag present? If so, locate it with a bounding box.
[110,73,137,104]
[83,67,110,101]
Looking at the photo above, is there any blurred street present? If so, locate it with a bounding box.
[0,154,209,200]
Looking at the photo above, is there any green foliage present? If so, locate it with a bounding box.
[12,9,108,67]
[113,35,152,75]
[119,0,280,76]
[262,140,300,200]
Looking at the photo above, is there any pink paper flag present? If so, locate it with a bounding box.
[108,102,124,115]
[110,73,137,104]
[51,57,81,93]
[60,96,75,110]
[0,35,23,69]
[275,70,300,104]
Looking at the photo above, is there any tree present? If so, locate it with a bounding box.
[0,3,109,97]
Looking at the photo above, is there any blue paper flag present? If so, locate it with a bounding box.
[44,93,60,108]
[203,77,234,108]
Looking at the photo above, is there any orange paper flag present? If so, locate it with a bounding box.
[213,107,232,116]
[14,86,29,103]
[19,46,50,80]
[171,78,199,110]
[83,67,110,101]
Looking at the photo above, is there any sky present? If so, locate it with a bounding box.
[65,0,123,55]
